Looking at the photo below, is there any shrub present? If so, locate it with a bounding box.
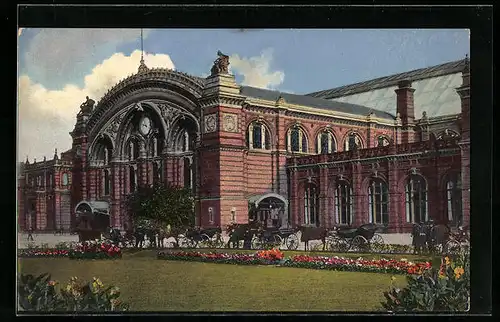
[18,273,129,312]
[380,249,470,312]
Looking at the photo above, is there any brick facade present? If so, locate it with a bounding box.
[17,57,470,233]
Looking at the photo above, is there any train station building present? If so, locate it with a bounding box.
[17,54,470,233]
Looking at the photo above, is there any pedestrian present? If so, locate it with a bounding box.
[27,227,34,241]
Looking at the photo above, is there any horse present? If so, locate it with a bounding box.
[411,223,428,254]
[297,225,329,251]
[226,222,260,249]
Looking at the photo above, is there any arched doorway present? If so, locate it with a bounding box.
[248,193,288,228]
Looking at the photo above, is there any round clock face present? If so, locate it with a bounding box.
[140,116,152,135]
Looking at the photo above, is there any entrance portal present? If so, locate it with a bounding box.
[248,194,288,228]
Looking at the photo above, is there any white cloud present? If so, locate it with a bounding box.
[23,29,151,84]
[229,48,285,89]
[18,50,175,162]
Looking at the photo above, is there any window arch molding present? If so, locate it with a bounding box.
[314,127,338,154]
[246,118,273,150]
[124,135,143,161]
[286,124,310,153]
[342,131,364,151]
[89,134,114,165]
[436,129,460,140]
[376,135,391,147]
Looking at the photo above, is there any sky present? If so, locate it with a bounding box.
[17,28,470,163]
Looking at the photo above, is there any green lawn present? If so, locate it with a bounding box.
[18,250,417,312]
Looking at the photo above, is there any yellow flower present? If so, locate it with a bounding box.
[391,276,396,282]
[445,256,451,266]
[454,266,465,279]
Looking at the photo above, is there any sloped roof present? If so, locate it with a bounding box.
[306,59,466,99]
[240,86,395,120]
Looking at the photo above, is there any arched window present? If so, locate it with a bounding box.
[316,130,336,154]
[129,166,136,192]
[103,170,111,196]
[437,129,460,140]
[344,132,362,151]
[377,136,390,147]
[445,173,462,226]
[246,121,271,150]
[184,158,192,190]
[62,173,69,186]
[288,127,308,153]
[405,175,428,223]
[369,178,389,224]
[48,174,53,188]
[335,180,353,225]
[303,183,319,226]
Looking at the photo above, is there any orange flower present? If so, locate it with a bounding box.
[454,266,465,279]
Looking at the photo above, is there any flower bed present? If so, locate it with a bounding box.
[18,249,69,258]
[68,240,122,260]
[157,250,283,266]
[282,255,431,275]
[157,250,431,275]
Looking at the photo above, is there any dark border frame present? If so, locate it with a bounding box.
[6,3,493,319]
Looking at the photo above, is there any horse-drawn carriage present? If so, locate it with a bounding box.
[411,221,469,254]
[178,227,225,248]
[327,223,385,252]
[251,227,300,250]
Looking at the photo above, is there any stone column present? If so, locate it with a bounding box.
[387,158,401,233]
[318,154,329,228]
[352,161,363,227]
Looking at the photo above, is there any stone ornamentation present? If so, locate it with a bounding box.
[104,111,127,142]
[210,50,230,76]
[79,96,95,114]
[158,103,180,130]
[204,114,217,133]
[222,113,238,132]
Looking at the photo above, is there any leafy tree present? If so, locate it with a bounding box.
[126,183,195,231]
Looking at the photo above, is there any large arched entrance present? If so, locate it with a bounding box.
[248,193,289,228]
[74,201,111,232]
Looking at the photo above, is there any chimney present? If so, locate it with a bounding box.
[395,79,416,144]
[456,55,470,142]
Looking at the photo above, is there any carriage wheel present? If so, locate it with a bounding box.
[251,236,263,250]
[285,233,299,250]
[271,235,283,249]
[370,234,385,253]
[178,236,193,249]
[350,235,369,252]
[212,235,225,249]
[329,237,349,253]
[199,234,211,248]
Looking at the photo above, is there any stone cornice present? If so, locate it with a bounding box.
[243,98,395,126]
[199,94,246,109]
